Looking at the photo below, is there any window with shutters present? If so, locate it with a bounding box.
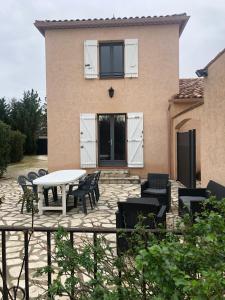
[99,42,124,79]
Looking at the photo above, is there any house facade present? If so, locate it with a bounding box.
[199,49,225,186]
[169,49,225,187]
[35,14,189,177]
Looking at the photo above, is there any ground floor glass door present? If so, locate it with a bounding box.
[98,114,126,166]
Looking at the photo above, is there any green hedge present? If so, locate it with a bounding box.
[0,121,11,176]
[9,130,26,163]
[0,121,26,176]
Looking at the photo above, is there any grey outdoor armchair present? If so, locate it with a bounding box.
[141,173,171,211]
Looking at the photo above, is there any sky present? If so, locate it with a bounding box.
[0,0,224,102]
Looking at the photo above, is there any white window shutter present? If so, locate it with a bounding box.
[125,39,138,78]
[84,40,98,79]
[80,113,97,168]
[127,112,143,167]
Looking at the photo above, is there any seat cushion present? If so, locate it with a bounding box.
[143,188,167,195]
[127,197,159,206]
[180,196,206,210]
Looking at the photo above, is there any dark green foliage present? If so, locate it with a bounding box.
[39,102,47,136]
[10,90,42,154]
[9,130,26,163]
[0,121,11,176]
[18,189,39,214]
[35,198,225,299]
[0,97,10,124]
[136,197,225,299]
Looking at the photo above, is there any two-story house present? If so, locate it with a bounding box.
[35,14,189,177]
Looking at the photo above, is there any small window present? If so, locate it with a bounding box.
[99,42,124,79]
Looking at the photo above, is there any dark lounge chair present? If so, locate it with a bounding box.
[178,180,225,219]
[141,173,171,211]
[116,198,166,252]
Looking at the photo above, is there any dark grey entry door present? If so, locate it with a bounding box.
[98,114,126,166]
[177,129,196,188]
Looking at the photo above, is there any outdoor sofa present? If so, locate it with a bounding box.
[141,173,171,211]
[116,198,166,252]
[178,180,225,219]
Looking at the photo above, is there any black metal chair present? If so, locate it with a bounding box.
[178,180,225,219]
[116,198,166,252]
[141,173,171,211]
[90,171,101,204]
[67,173,96,214]
[38,169,48,176]
[94,171,101,202]
[17,175,35,213]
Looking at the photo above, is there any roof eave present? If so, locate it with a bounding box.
[196,48,225,77]
[34,14,190,37]
[34,22,45,36]
[178,15,190,36]
[170,97,204,104]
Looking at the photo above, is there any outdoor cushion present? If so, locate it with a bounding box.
[180,196,206,210]
[127,197,159,206]
[143,188,167,195]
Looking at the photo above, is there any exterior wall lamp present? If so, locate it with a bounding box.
[108,87,114,98]
[196,68,208,77]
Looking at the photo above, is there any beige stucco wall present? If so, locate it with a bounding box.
[201,53,225,186]
[45,24,180,177]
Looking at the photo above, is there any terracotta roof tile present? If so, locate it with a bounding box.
[175,78,204,99]
[34,13,189,36]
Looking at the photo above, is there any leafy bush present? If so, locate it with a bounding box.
[136,197,225,299]
[35,198,225,299]
[0,121,11,176]
[9,130,26,163]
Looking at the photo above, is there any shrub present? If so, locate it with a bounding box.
[9,130,26,163]
[136,197,225,299]
[35,198,225,299]
[0,121,11,176]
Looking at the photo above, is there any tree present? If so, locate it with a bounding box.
[39,102,47,136]
[10,90,42,154]
[0,97,10,124]
[0,121,11,176]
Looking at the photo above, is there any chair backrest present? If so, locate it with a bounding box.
[38,169,48,177]
[207,180,225,200]
[80,173,96,190]
[92,171,101,186]
[147,173,169,189]
[17,175,31,193]
[95,170,101,182]
[27,172,39,183]
[117,202,160,229]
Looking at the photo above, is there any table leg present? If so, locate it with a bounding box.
[62,185,66,216]
[38,185,43,215]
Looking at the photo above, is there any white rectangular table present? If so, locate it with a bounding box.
[33,169,86,215]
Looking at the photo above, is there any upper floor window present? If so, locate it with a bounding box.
[99,42,124,79]
[84,39,138,79]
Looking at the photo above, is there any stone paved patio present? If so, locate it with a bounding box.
[0,178,180,299]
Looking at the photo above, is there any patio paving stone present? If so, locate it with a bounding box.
[0,178,180,298]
